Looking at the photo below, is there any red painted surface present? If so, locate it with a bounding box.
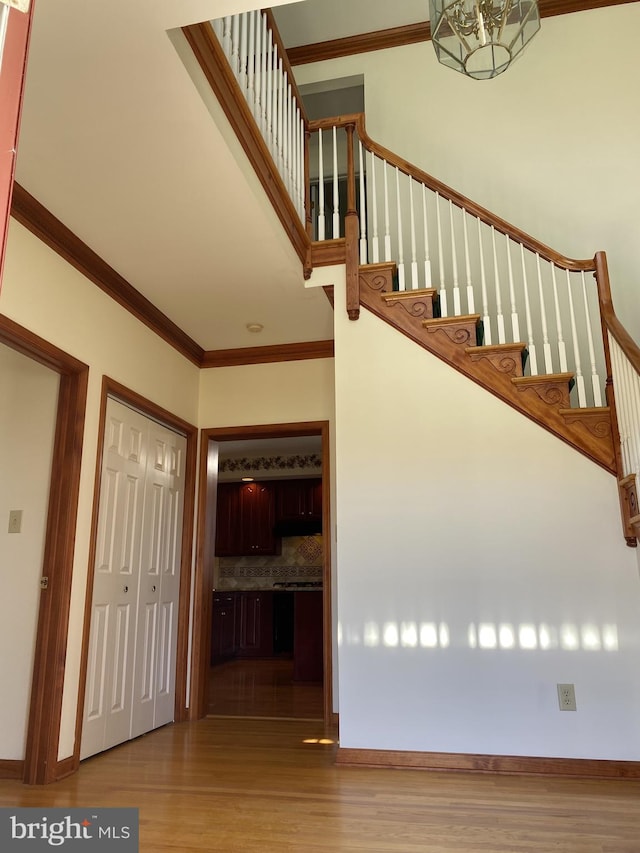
[0,3,33,291]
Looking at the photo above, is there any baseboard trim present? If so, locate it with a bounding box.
[0,759,24,780]
[335,747,640,779]
[55,756,78,782]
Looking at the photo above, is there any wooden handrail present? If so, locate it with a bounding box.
[262,9,309,125]
[309,113,596,273]
[595,251,640,376]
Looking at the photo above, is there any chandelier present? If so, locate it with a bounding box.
[429,0,540,80]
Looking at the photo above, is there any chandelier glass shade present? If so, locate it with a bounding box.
[429,0,540,80]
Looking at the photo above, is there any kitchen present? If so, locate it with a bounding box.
[208,435,326,720]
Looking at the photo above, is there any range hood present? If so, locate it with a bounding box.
[273,518,322,537]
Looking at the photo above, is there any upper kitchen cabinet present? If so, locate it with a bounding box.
[275,478,322,524]
[215,481,279,556]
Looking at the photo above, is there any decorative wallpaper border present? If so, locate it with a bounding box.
[219,453,321,474]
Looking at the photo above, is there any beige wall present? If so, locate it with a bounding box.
[294,4,640,343]
[198,358,334,428]
[0,346,59,760]
[0,220,201,760]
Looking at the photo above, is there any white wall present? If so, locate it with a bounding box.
[0,346,59,760]
[294,4,640,343]
[0,220,201,761]
[333,278,640,760]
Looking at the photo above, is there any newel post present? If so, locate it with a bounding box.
[345,122,360,320]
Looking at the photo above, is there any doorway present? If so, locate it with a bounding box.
[192,422,332,725]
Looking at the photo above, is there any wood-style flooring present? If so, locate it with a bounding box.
[1,717,640,852]
[207,657,323,719]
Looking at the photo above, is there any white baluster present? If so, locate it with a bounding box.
[566,270,587,407]
[278,59,285,175]
[478,219,490,344]
[332,126,340,239]
[239,12,248,93]
[550,264,568,373]
[627,358,640,473]
[581,272,603,407]
[422,184,432,289]
[285,77,292,193]
[231,15,240,78]
[505,236,520,342]
[449,201,461,315]
[249,12,258,117]
[251,11,264,123]
[536,254,553,374]
[383,161,391,262]
[212,16,224,42]
[463,211,474,314]
[520,245,537,374]
[271,45,278,160]
[614,344,633,473]
[395,168,405,291]
[491,227,505,344]
[260,16,268,136]
[222,16,232,59]
[317,129,325,241]
[358,141,368,264]
[436,193,447,317]
[409,178,418,289]
[266,32,273,155]
[370,151,380,264]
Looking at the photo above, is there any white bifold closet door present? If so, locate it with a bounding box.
[81,397,186,760]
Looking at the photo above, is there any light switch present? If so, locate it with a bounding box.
[8,510,22,534]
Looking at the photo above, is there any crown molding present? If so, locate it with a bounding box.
[10,183,205,366]
[201,339,334,368]
[287,0,636,65]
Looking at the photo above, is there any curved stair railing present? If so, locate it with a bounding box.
[183,13,640,545]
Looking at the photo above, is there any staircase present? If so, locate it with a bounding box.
[357,262,615,474]
[184,8,640,548]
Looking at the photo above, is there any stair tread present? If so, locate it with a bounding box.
[466,343,527,354]
[423,314,481,327]
[558,406,610,414]
[383,288,437,302]
[512,372,574,386]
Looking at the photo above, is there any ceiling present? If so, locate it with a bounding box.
[14,0,335,353]
[14,1,611,354]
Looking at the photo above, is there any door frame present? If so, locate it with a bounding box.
[74,377,198,766]
[0,314,89,785]
[191,421,333,724]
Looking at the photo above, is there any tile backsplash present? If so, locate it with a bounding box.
[216,535,323,590]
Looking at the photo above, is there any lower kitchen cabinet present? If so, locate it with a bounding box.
[293,591,323,682]
[237,591,274,657]
[211,592,237,663]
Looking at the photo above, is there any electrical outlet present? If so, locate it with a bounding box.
[557,683,577,711]
[8,510,22,534]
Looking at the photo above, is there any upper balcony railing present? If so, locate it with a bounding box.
[211,10,307,224]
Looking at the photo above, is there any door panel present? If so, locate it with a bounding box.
[81,403,147,759]
[82,399,186,758]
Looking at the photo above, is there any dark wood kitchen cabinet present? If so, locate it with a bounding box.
[275,478,322,522]
[211,592,237,663]
[215,481,279,556]
[237,591,273,657]
[293,591,323,682]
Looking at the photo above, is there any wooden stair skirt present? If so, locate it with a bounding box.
[359,263,615,474]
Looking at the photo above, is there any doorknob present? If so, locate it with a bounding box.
[123,585,129,593]
[152,585,157,592]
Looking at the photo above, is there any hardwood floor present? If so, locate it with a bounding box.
[208,657,323,719]
[2,717,640,852]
